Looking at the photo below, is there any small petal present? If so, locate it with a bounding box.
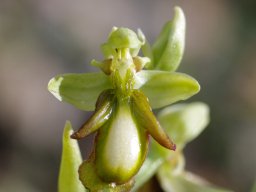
[48,72,111,111]
[131,90,176,150]
[133,56,150,72]
[91,59,112,75]
[71,89,115,139]
[134,70,200,109]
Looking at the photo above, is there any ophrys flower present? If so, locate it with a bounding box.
[48,7,200,191]
[69,28,176,184]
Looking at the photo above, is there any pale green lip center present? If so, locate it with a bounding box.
[104,103,141,171]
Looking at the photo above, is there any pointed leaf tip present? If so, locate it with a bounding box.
[58,121,86,192]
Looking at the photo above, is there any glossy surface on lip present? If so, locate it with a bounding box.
[95,99,148,183]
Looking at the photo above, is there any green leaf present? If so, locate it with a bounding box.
[134,70,200,109]
[157,163,232,192]
[152,6,185,71]
[158,102,210,150]
[58,121,86,192]
[79,160,134,192]
[48,72,112,111]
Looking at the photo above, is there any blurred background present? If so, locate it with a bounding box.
[0,0,255,191]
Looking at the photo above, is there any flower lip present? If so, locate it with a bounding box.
[94,98,149,184]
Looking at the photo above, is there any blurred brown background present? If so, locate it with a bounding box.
[0,0,255,191]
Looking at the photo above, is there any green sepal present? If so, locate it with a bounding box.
[108,27,142,49]
[131,90,176,150]
[79,158,134,192]
[157,162,232,192]
[152,6,185,71]
[134,70,200,109]
[101,27,143,58]
[48,72,111,111]
[58,121,86,192]
[71,89,115,139]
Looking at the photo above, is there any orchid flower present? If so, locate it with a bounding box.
[48,7,200,191]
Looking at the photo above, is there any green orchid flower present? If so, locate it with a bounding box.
[48,7,200,191]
